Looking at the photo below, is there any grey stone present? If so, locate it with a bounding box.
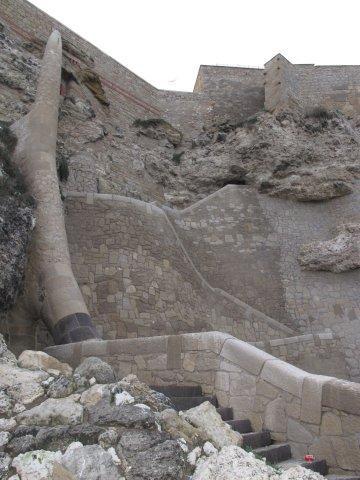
[6,434,36,456]
[74,357,116,384]
[47,376,76,398]
[62,443,121,479]
[87,401,155,428]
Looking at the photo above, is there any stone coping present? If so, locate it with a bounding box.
[45,331,360,416]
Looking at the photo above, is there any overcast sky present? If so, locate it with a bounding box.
[30,0,360,92]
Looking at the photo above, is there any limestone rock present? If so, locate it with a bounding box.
[181,401,242,449]
[279,465,324,479]
[12,449,62,480]
[80,383,109,407]
[0,452,11,479]
[74,357,116,384]
[0,335,17,365]
[47,376,76,398]
[114,374,172,412]
[35,424,104,452]
[298,223,360,273]
[121,438,187,480]
[0,389,13,417]
[87,400,155,428]
[192,445,274,479]
[0,363,48,405]
[18,351,73,377]
[7,434,36,456]
[264,397,286,433]
[61,442,120,479]
[157,408,205,446]
[16,396,83,426]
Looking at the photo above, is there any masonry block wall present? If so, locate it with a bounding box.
[65,192,291,343]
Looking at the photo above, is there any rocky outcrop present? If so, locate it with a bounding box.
[0,122,34,313]
[298,223,360,273]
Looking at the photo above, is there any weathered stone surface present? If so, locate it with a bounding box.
[35,424,104,451]
[320,412,342,436]
[47,376,76,398]
[87,400,155,428]
[298,224,360,273]
[114,374,172,411]
[0,363,48,405]
[192,445,274,479]
[16,396,83,426]
[7,434,36,456]
[18,351,73,377]
[182,401,242,448]
[264,397,286,433]
[157,408,205,446]
[0,335,17,365]
[287,418,314,444]
[0,452,11,479]
[12,449,62,480]
[61,443,120,479]
[123,438,186,480]
[74,357,115,384]
[80,384,109,407]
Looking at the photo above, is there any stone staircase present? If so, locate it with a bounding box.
[152,385,359,480]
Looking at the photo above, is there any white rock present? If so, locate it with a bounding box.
[182,401,242,449]
[13,403,25,414]
[18,350,73,377]
[107,446,122,465]
[279,465,324,479]
[115,390,134,406]
[62,443,120,479]
[0,363,48,404]
[12,449,62,480]
[134,403,151,410]
[89,377,97,386]
[203,441,218,456]
[192,445,276,480]
[188,446,202,466]
[16,395,83,426]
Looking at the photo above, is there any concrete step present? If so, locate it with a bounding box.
[170,395,218,411]
[242,430,272,449]
[277,458,328,476]
[226,419,252,433]
[151,385,202,397]
[216,406,233,421]
[254,443,291,464]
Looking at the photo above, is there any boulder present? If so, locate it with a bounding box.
[74,357,116,384]
[16,396,83,427]
[114,375,172,411]
[0,452,11,478]
[35,424,104,452]
[18,351,73,376]
[7,434,36,456]
[80,384,110,407]
[61,442,121,479]
[0,363,48,405]
[192,445,274,479]
[181,401,242,449]
[157,408,205,446]
[47,376,76,398]
[87,400,155,428]
[12,449,62,480]
[122,438,186,480]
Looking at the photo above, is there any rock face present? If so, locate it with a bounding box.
[0,122,34,313]
[298,223,360,273]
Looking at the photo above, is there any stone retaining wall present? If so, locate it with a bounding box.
[251,333,348,380]
[46,331,360,474]
[65,192,292,343]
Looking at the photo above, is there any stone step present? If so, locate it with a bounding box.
[254,443,291,464]
[216,407,233,421]
[170,395,218,411]
[277,458,328,476]
[151,385,203,397]
[242,430,272,449]
[226,419,252,434]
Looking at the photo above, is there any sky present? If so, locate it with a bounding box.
[30,0,360,92]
